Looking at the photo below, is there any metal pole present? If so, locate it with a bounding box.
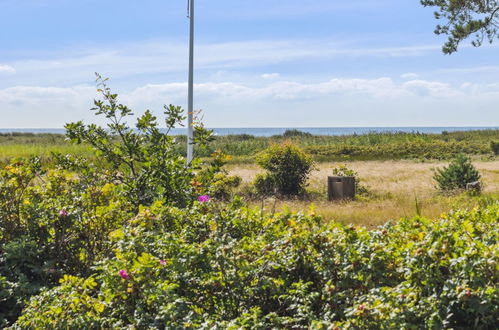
[187,0,194,163]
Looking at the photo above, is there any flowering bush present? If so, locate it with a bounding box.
[0,76,226,326]
[13,201,498,329]
[0,155,133,325]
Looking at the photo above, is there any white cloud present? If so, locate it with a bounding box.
[0,85,94,104]
[261,73,280,80]
[402,80,459,98]
[1,76,497,127]
[120,77,472,104]
[401,72,419,79]
[0,64,15,74]
[0,77,470,110]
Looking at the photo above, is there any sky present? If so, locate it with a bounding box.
[1,0,499,128]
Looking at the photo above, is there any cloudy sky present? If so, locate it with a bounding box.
[1,0,499,128]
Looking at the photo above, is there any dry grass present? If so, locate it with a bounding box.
[226,160,499,228]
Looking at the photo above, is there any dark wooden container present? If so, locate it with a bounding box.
[328,176,355,201]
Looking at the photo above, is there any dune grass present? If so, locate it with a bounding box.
[0,144,94,160]
[1,130,498,163]
[228,160,499,228]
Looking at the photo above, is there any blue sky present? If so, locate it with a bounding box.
[1,0,498,128]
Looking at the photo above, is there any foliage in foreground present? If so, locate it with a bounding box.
[0,76,227,326]
[1,76,497,328]
[13,200,499,329]
[65,74,217,209]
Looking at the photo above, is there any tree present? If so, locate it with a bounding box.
[433,154,481,191]
[421,0,499,54]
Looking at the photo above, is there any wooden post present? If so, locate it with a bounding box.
[328,176,355,201]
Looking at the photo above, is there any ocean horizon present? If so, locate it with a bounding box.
[0,127,497,137]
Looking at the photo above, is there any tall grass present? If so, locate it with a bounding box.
[228,160,499,227]
[200,129,499,160]
[1,129,498,163]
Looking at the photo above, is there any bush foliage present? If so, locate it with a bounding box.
[255,142,314,196]
[492,141,499,156]
[0,77,223,326]
[433,154,481,192]
[12,201,499,329]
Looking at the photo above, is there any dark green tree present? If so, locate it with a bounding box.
[421,0,499,53]
[433,154,481,191]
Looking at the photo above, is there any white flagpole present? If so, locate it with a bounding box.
[187,0,194,163]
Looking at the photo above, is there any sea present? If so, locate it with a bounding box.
[0,127,497,137]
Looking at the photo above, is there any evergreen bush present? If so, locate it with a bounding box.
[433,154,481,191]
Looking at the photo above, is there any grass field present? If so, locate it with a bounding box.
[228,160,499,228]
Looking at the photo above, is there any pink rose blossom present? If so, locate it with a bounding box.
[159,259,167,266]
[119,270,130,280]
[198,195,210,203]
[59,209,68,217]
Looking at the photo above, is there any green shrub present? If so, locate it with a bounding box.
[255,142,314,196]
[433,154,481,191]
[0,76,226,326]
[0,237,45,326]
[282,129,313,138]
[209,172,241,200]
[0,155,134,325]
[253,173,276,196]
[491,141,499,155]
[14,202,499,329]
[65,74,217,209]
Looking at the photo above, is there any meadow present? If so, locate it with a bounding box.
[229,160,499,227]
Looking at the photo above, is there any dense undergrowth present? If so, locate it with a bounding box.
[7,199,499,329]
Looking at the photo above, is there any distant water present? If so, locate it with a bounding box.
[0,127,497,137]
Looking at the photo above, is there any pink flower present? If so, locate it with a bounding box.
[159,259,167,266]
[59,209,68,217]
[198,195,210,203]
[119,270,129,280]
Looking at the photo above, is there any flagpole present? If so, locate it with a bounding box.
[187,0,194,163]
